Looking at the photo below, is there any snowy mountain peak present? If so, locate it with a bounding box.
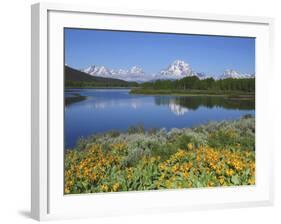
[173,60,190,67]
[129,66,144,74]
[223,69,243,78]
[219,69,253,79]
[163,60,191,75]
[157,60,198,80]
[83,65,111,76]
[82,64,151,82]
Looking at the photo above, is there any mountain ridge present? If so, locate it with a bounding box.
[64,66,138,87]
[80,60,255,83]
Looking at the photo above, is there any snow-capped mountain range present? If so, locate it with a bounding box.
[83,65,149,82]
[219,69,255,79]
[81,60,254,83]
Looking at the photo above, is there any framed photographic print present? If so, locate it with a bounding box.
[31,2,274,221]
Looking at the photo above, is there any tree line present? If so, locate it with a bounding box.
[65,80,138,88]
[140,76,255,92]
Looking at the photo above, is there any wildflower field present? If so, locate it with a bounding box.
[64,116,255,194]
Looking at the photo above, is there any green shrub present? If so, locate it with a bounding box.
[128,124,145,134]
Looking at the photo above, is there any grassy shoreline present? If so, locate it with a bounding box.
[65,94,87,106]
[65,116,255,194]
[130,88,255,98]
[65,86,133,90]
[64,87,255,99]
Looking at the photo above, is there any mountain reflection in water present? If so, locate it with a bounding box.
[64,89,255,148]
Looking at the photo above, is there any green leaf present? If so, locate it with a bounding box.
[231,175,240,185]
[245,168,250,176]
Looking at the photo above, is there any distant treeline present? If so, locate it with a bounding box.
[65,80,138,88]
[141,76,255,92]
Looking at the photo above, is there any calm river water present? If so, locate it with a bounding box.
[64,89,255,149]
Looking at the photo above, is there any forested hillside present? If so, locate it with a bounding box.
[65,66,138,88]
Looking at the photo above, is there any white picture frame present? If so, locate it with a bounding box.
[31,2,274,221]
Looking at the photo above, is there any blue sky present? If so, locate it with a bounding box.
[64,28,255,76]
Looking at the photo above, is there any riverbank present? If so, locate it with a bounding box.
[65,94,87,106]
[64,87,255,98]
[64,116,255,194]
[130,88,255,98]
[65,87,133,90]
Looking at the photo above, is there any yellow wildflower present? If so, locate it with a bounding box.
[187,143,193,150]
[183,171,189,179]
[112,183,120,192]
[101,184,109,192]
[248,177,255,185]
[225,169,234,177]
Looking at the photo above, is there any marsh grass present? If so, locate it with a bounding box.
[64,116,255,194]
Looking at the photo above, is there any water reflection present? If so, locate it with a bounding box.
[154,95,255,111]
[64,89,255,148]
[168,102,190,116]
[65,90,255,112]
